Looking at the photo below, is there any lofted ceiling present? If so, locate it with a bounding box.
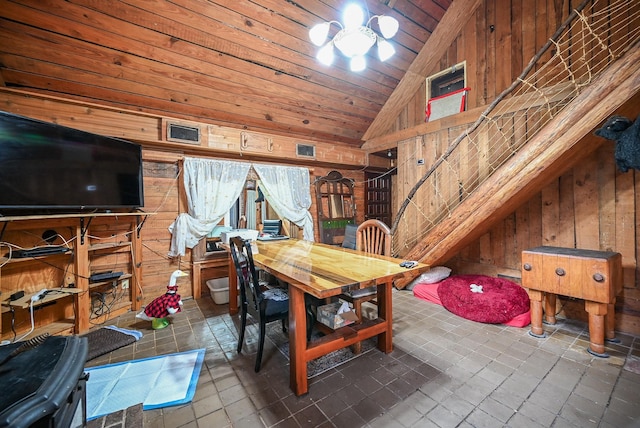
[0,0,452,148]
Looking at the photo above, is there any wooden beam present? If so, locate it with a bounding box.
[362,0,483,141]
[0,88,389,170]
[362,81,576,153]
[403,43,640,268]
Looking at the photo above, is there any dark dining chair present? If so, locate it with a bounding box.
[339,219,392,352]
[230,237,289,372]
[341,223,358,250]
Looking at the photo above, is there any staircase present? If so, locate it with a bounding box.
[402,46,640,267]
[391,0,640,276]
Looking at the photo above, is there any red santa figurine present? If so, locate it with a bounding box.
[137,270,188,329]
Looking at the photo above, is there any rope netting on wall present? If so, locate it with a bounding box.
[391,0,640,257]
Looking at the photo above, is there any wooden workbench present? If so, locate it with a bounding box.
[521,246,622,357]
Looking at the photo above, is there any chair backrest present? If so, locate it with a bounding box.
[229,237,263,315]
[341,223,358,249]
[356,219,392,256]
[262,219,282,235]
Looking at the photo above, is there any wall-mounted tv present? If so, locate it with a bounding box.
[0,111,144,213]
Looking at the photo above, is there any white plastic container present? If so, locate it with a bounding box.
[206,278,230,304]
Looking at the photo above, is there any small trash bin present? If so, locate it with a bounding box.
[206,278,230,304]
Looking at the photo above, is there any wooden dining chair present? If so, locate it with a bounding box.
[230,237,289,372]
[339,219,392,352]
[356,219,392,256]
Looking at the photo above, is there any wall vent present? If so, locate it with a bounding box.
[296,143,316,158]
[167,122,200,144]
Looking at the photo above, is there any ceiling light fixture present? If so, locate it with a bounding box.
[309,3,399,72]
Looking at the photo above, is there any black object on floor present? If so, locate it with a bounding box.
[84,327,137,361]
[0,335,88,428]
[266,323,376,378]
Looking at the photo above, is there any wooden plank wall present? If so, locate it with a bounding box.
[0,95,367,308]
[386,0,640,334]
[138,151,189,304]
[394,0,572,130]
[393,0,639,131]
[448,144,640,334]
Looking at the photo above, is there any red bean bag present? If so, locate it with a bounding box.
[413,274,531,327]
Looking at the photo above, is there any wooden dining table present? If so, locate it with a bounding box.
[226,238,429,396]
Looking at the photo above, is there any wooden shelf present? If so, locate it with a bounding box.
[2,287,82,309]
[0,252,74,265]
[89,242,132,252]
[315,171,356,245]
[0,319,75,342]
[1,212,147,336]
[0,211,149,223]
[89,273,132,289]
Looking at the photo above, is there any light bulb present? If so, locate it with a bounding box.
[317,43,335,66]
[377,39,395,62]
[343,4,364,29]
[378,16,399,39]
[309,22,331,46]
[350,55,366,72]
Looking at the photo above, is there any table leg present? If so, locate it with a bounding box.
[351,299,364,355]
[376,281,393,353]
[605,302,620,342]
[289,286,308,396]
[544,293,557,325]
[528,289,545,338]
[227,252,238,315]
[192,263,202,299]
[585,301,608,357]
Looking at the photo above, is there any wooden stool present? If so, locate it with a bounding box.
[521,246,622,357]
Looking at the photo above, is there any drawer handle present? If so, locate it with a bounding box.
[593,273,605,283]
[555,267,565,276]
[523,263,532,271]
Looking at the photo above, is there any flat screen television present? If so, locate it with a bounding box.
[0,111,144,213]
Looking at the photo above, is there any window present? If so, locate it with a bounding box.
[426,61,466,100]
[425,62,469,122]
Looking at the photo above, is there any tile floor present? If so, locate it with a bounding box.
[86,290,640,427]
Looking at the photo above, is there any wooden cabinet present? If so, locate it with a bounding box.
[0,213,148,340]
[522,246,622,357]
[315,171,357,245]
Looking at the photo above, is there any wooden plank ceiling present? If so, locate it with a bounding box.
[0,0,452,147]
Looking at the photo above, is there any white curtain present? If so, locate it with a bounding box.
[168,158,251,257]
[253,164,315,241]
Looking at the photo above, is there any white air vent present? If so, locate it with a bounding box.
[296,143,316,158]
[167,122,200,144]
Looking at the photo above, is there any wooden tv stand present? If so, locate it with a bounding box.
[0,212,149,339]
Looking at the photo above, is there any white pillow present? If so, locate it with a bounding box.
[405,266,452,290]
